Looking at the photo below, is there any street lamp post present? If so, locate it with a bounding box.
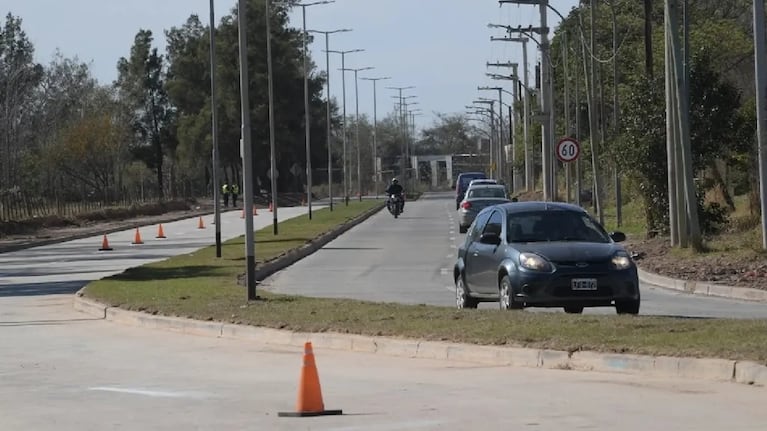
[209,0,222,258]
[297,1,334,220]
[474,99,497,178]
[395,97,418,185]
[361,76,391,198]
[328,48,364,206]
[308,29,352,211]
[387,86,415,179]
[237,0,257,300]
[265,0,279,234]
[340,66,374,201]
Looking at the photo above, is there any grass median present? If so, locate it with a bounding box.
[84,199,767,365]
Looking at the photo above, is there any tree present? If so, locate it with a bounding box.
[418,114,479,155]
[116,30,176,199]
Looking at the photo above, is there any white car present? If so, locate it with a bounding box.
[468,178,498,187]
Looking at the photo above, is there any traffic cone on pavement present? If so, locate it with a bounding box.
[98,234,113,251]
[269,202,273,212]
[253,205,258,216]
[197,216,205,229]
[278,342,342,417]
[131,227,144,245]
[240,209,245,219]
[156,224,167,239]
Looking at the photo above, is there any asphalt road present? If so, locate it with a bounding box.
[263,192,767,318]
[2,201,766,429]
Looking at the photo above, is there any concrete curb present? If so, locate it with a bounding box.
[239,202,386,285]
[638,267,767,302]
[73,294,767,388]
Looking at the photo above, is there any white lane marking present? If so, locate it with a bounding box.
[449,237,455,241]
[88,387,209,399]
[440,268,450,275]
[445,285,454,292]
[446,254,454,259]
[322,420,446,431]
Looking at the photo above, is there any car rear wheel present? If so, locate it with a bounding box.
[499,275,523,310]
[456,277,479,309]
[615,299,640,315]
[563,306,584,314]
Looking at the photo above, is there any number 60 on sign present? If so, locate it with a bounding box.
[556,138,580,163]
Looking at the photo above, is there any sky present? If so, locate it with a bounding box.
[3,0,579,130]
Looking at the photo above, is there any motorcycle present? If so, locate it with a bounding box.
[387,194,403,218]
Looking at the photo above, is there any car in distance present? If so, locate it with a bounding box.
[454,171,487,210]
[458,184,509,234]
[467,178,498,187]
[453,201,640,315]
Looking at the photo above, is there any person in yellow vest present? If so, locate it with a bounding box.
[231,184,240,207]
[222,183,230,207]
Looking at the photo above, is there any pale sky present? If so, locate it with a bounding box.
[3,0,578,129]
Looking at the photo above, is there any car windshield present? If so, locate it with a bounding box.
[467,187,506,199]
[506,210,610,243]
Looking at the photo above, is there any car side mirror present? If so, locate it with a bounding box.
[610,231,627,243]
[479,232,502,246]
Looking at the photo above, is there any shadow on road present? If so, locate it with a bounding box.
[0,317,103,327]
[112,265,223,281]
[0,280,88,297]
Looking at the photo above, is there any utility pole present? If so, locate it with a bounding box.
[209,0,222,258]
[589,0,604,223]
[298,1,334,220]
[499,1,554,201]
[611,1,622,227]
[361,76,390,198]
[328,48,364,206]
[309,29,352,212]
[237,0,256,300]
[754,0,767,249]
[479,83,512,185]
[474,99,497,176]
[562,30,571,203]
[397,97,419,186]
[341,66,374,201]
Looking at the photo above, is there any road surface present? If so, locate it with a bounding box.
[263,192,767,318]
[2,201,766,429]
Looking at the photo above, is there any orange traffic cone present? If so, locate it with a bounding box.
[278,342,342,417]
[269,202,273,212]
[98,234,113,251]
[197,216,205,229]
[252,205,258,216]
[240,209,245,219]
[156,224,167,239]
[131,227,144,245]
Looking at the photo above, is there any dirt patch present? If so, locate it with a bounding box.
[625,236,767,291]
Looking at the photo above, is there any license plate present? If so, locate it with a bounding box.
[571,278,598,291]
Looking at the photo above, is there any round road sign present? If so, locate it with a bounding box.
[556,138,580,163]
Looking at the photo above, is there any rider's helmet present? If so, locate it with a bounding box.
[391,178,399,184]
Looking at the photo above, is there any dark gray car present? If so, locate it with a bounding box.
[453,201,640,314]
[457,184,509,233]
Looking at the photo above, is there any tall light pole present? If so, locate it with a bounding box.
[308,29,352,211]
[755,0,767,249]
[361,76,391,198]
[387,86,415,179]
[479,86,509,185]
[237,0,256,300]
[396,97,418,185]
[328,48,364,205]
[298,1,333,220]
[340,66,374,201]
[209,0,222,258]
[474,99,497,176]
[265,0,279,234]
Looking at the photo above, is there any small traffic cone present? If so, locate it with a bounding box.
[240,209,245,219]
[197,216,205,229]
[269,202,273,212]
[156,224,167,239]
[252,205,258,216]
[98,234,113,251]
[131,227,144,245]
[278,342,342,418]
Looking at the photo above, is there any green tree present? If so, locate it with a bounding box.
[116,29,176,199]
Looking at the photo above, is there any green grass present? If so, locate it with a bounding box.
[82,198,767,365]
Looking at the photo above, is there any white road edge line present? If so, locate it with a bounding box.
[88,387,208,399]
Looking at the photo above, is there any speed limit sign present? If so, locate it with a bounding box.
[556,138,580,163]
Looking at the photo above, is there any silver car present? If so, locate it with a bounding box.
[458,184,509,233]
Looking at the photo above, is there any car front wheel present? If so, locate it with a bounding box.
[456,276,479,309]
[499,275,523,310]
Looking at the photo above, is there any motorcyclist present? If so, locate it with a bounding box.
[385,178,405,212]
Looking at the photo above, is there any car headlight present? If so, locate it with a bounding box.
[611,251,632,270]
[519,253,553,272]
